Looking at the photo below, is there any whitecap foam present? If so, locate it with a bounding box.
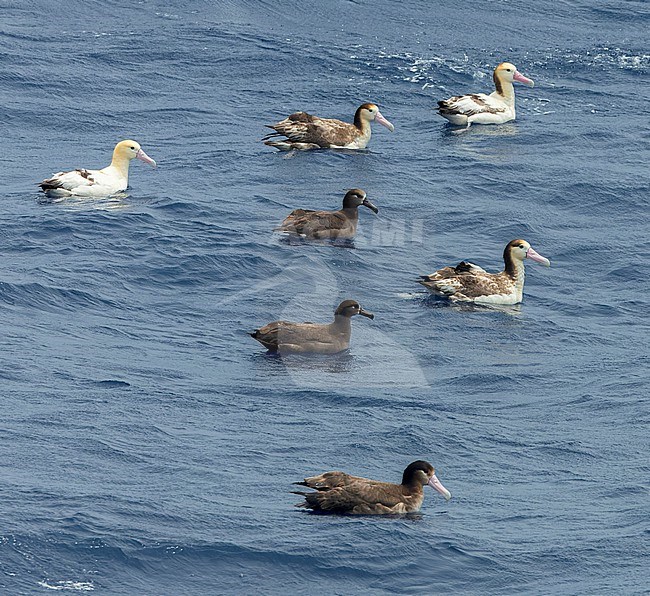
[37,580,94,591]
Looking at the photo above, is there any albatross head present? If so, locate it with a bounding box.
[356,103,395,132]
[495,62,535,88]
[342,188,379,213]
[506,239,551,266]
[114,140,157,167]
[334,299,375,319]
[402,461,452,501]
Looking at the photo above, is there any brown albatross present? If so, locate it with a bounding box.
[275,189,378,239]
[293,460,451,515]
[418,239,550,305]
[250,300,374,354]
[263,103,394,150]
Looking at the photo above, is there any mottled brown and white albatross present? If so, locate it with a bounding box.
[418,239,550,305]
[263,103,394,150]
[437,62,534,127]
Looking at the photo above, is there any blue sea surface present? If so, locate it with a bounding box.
[1,0,649,594]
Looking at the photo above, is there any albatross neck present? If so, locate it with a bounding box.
[330,314,353,332]
[494,72,516,104]
[504,252,526,289]
[340,206,360,220]
[353,110,372,135]
[109,152,132,178]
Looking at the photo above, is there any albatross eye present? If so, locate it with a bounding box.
[518,244,525,249]
[130,146,136,150]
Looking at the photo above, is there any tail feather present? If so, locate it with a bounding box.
[39,180,63,191]
[264,140,321,151]
[437,100,460,116]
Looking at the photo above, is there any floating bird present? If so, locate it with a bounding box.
[293,460,451,515]
[437,62,534,127]
[263,103,394,150]
[275,189,378,239]
[418,239,550,305]
[39,140,156,198]
[250,299,374,354]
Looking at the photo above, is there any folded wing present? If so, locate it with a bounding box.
[438,93,507,118]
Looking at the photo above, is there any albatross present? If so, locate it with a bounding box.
[275,189,378,239]
[418,239,550,304]
[437,62,534,127]
[39,139,156,198]
[250,300,374,354]
[263,103,394,150]
[293,460,451,515]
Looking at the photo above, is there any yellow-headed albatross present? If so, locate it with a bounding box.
[418,239,550,305]
[263,103,394,150]
[39,140,156,198]
[250,299,373,354]
[437,62,534,127]
[293,460,451,515]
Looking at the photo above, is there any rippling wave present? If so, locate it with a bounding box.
[1,0,648,594]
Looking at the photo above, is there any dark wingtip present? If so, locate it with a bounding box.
[38,179,63,191]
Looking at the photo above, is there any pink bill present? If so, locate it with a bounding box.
[513,70,535,87]
[374,110,395,132]
[136,148,157,167]
[526,247,551,266]
[428,474,452,501]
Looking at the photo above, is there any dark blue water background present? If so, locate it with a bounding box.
[1,0,648,593]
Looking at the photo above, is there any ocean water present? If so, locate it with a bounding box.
[1,0,648,593]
